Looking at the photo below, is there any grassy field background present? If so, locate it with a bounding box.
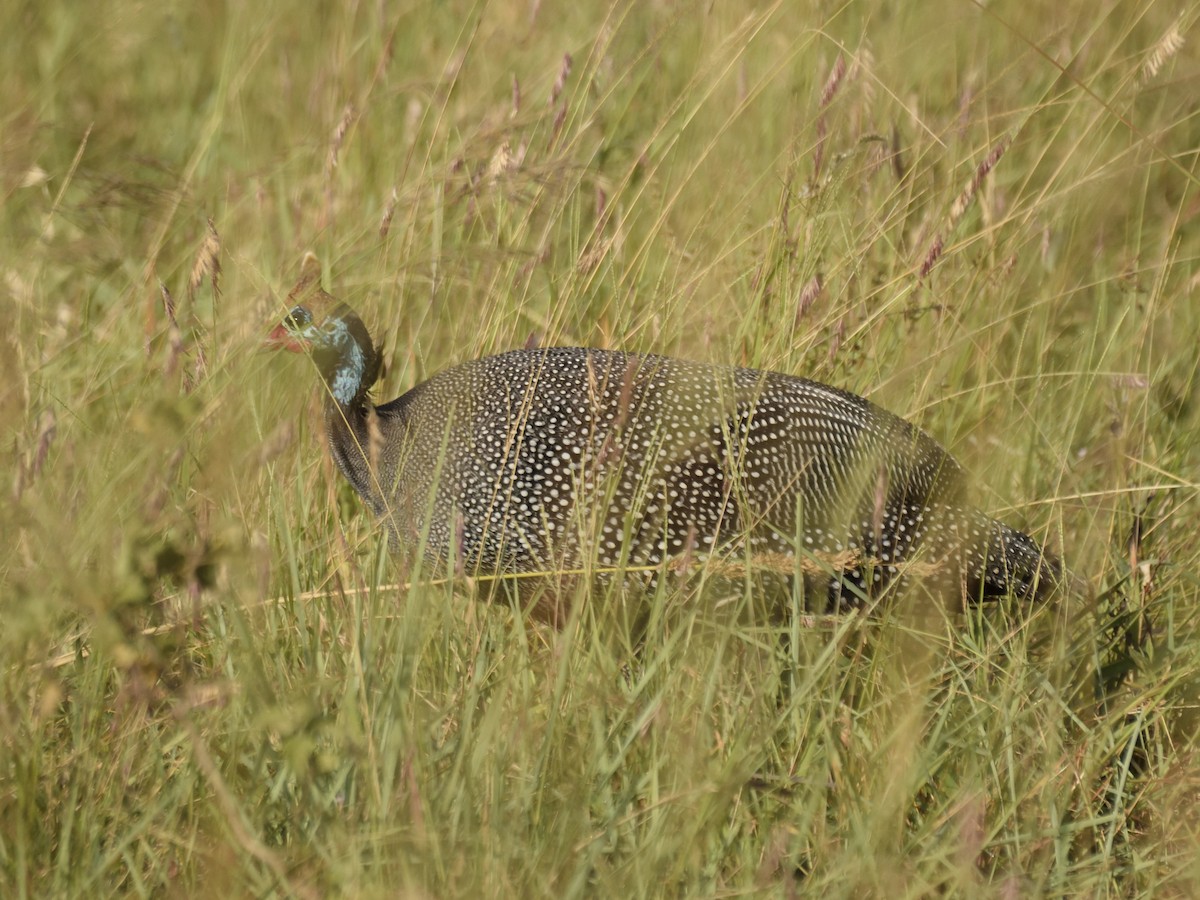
[3,0,1199,895]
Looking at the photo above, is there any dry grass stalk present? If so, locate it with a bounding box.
[577,235,614,274]
[794,273,823,322]
[871,467,887,550]
[324,104,356,228]
[366,406,385,479]
[511,74,521,118]
[814,120,828,181]
[671,524,699,576]
[957,79,974,136]
[550,52,573,106]
[701,547,950,581]
[379,186,399,237]
[486,140,516,184]
[813,54,847,180]
[1127,495,1157,610]
[187,217,221,304]
[161,279,178,326]
[819,53,847,109]
[919,235,944,280]
[46,123,91,242]
[369,28,397,93]
[549,102,568,150]
[22,165,48,188]
[453,513,467,578]
[949,138,1009,226]
[854,46,876,107]
[404,97,423,146]
[143,445,185,520]
[191,309,209,386]
[1113,373,1150,392]
[289,251,323,304]
[827,315,845,363]
[920,138,1008,280]
[327,104,356,175]
[31,410,56,480]
[1140,16,1185,85]
[161,281,185,380]
[12,409,56,502]
[167,218,219,386]
[441,51,465,89]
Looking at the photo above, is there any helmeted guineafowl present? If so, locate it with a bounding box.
[269,286,1063,617]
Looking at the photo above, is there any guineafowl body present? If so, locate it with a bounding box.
[270,295,1061,612]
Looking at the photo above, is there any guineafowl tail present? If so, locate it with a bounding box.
[975,514,1064,603]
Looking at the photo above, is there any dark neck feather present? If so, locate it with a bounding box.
[313,305,381,411]
[314,306,390,515]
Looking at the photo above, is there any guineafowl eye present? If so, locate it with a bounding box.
[283,307,312,331]
[270,287,1066,624]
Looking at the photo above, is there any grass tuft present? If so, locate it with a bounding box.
[2,0,1198,896]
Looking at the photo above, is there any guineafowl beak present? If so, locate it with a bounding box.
[265,321,308,352]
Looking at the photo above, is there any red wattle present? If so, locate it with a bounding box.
[266,323,306,352]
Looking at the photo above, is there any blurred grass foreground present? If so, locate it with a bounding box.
[3,0,1199,896]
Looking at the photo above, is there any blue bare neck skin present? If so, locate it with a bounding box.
[330,339,366,407]
[315,318,372,408]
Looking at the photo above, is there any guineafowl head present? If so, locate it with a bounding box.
[268,303,381,406]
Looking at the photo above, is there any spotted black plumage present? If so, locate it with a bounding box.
[271,294,1062,612]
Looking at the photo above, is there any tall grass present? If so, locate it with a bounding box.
[3,0,1198,895]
